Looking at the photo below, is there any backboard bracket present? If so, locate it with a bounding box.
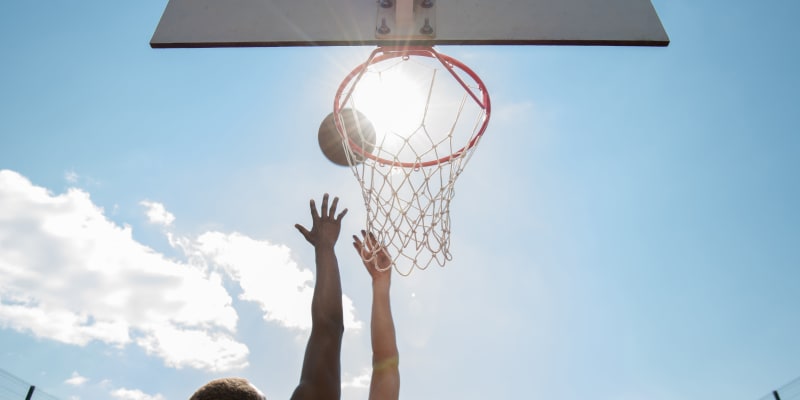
[376,0,436,40]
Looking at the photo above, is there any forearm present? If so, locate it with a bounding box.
[370,280,398,362]
[312,245,343,326]
[368,279,399,400]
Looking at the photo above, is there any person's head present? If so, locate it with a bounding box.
[189,377,266,400]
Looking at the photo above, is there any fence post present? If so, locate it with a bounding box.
[25,385,35,400]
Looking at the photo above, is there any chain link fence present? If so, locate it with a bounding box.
[0,369,59,400]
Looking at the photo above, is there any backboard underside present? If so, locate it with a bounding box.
[150,0,669,48]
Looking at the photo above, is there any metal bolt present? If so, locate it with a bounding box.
[378,18,391,34]
[420,18,433,34]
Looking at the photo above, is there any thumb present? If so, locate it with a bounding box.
[295,224,312,242]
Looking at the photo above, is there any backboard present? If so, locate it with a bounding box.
[150,0,669,48]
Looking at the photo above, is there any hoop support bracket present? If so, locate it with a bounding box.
[376,0,436,40]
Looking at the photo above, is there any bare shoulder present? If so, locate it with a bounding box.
[290,377,342,400]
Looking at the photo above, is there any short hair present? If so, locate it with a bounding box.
[189,377,266,400]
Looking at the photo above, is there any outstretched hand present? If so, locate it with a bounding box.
[353,230,393,282]
[295,193,348,248]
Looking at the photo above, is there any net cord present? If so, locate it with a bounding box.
[335,46,490,275]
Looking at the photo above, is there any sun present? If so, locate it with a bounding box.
[350,64,429,141]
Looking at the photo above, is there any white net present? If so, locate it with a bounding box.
[335,47,490,276]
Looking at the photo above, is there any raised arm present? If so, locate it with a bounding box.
[292,194,348,400]
[353,231,400,400]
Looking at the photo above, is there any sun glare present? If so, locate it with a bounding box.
[351,65,429,141]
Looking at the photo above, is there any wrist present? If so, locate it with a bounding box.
[372,277,391,289]
[314,240,336,249]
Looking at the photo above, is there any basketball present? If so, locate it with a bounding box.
[318,108,376,166]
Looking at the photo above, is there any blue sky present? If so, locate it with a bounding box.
[1,1,799,400]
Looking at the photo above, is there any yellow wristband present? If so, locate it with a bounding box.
[373,355,399,371]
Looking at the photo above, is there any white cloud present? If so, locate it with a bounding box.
[110,388,165,400]
[342,368,371,389]
[64,371,88,386]
[140,200,175,226]
[65,170,79,184]
[135,324,250,371]
[184,231,362,331]
[0,169,245,372]
[0,169,364,373]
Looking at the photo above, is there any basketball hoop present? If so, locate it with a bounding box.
[334,46,490,275]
